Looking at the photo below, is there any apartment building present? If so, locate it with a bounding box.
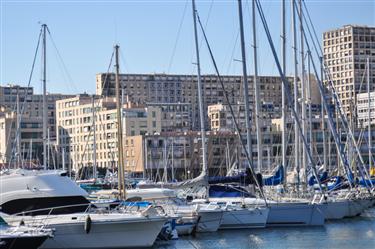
[207,102,282,132]
[0,84,73,166]
[147,102,192,132]
[0,84,73,140]
[56,95,161,172]
[357,91,375,127]
[96,73,291,129]
[323,25,375,118]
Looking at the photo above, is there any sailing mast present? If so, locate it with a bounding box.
[92,96,97,179]
[251,0,262,172]
[16,94,21,168]
[42,24,48,170]
[281,0,287,185]
[320,56,328,171]
[237,0,254,170]
[192,0,209,199]
[114,44,126,199]
[307,51,313,163]
[291,0,300,192]
[299,0,307,186]
[367,57,372,172]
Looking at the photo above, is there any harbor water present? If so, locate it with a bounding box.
[154,207,375,249]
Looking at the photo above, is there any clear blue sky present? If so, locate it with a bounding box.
[1,0,374,94]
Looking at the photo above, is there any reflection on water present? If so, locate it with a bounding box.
[154,208,375,249]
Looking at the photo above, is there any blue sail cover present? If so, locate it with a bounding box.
[308,171,328,186]
[209,184,254,198]
[263,165,284,186]
[208,174,248,185]
[358,178,375,187]
[327,176,343,191]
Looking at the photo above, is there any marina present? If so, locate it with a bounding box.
[1,0,375,248]
[154,207,375,249]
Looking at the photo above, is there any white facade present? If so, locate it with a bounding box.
[357,91,375,127]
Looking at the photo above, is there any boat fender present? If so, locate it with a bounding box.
[84,215,92,234]
[191,215,201,236]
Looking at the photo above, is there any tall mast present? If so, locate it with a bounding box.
[192,0,209,199]
[237,0,253,169]
[299,0,307,186]
[307,51,313,162]
[16,94,21,168]
[291,0,300,191]
[251,0,262,172]
[320,56,327,171]
[115,44,126,199]
[368,57,372,172]
[281,0,287,184]
[42,24,47,170]
[92,96,97,179]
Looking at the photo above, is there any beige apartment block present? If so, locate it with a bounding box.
[96,73,292,129]
[323,25,375,118]
[207,102,281,132]
[56,95,161,172]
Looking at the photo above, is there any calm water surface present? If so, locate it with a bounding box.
[153,207,375,249]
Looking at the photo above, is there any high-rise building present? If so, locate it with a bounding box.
[323,25,375,118]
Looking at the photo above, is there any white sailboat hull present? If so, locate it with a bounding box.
[267,203,325,226]
[4,213,166,249]
[196,209,223,232]
[219,207,269,229]
[321,200,349,220]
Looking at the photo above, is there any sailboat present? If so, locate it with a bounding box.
[1,26,168,249]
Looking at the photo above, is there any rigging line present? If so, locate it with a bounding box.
[103,50,115,98]
[6,27,43,167]
[302,0,323,55]
[254,0,324,193]
[295,3,372,188]
[225,30,240,75]
[196,11,268,204]
[295,10,359,190]
[198,0,214,50]
[46,27,78,93]
[358,61,369,95]
[167,0,189,73]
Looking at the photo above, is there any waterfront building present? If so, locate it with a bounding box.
[323,25,375,118]
[357,91,375,128]
[0,84,73,166]
[95,73,291,129]
[56,95,161,172]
